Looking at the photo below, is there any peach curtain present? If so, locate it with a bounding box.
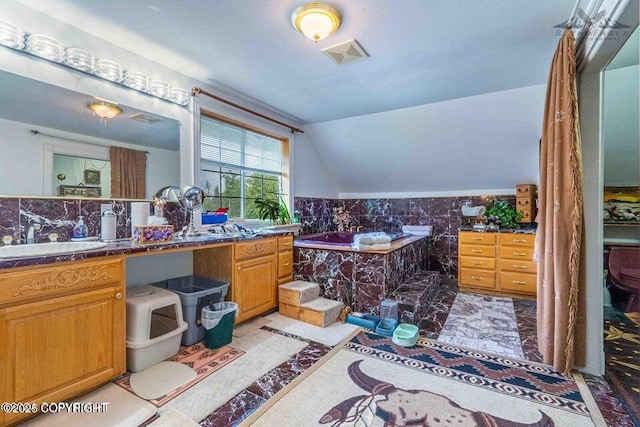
[536,28,586,374]
[110,146,146,199]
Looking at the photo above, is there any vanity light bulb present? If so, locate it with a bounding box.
[0,20,25,50]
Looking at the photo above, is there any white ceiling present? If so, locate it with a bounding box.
[16,0,576,124]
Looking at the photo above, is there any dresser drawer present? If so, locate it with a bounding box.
[518,208,533,222]
[459,269,495,289]
[278,252,293,278]
[234,238,277,260]
[498,233,535,247]
[499,272,536,294]
[516,198,533,209]
[459,244,495,258]
[0,258,124,306]
[499,259,536,274]
[516,184,536,198]
[459,232,496,245]
[278,236,293,252]
[459,256,496,270]
[499,246,535,261]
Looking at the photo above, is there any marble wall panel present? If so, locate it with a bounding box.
[20,198,80,242]
[0,198,20,242]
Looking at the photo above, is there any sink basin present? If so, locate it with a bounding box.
[0,241,108,259]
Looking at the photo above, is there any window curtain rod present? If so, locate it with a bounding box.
[29,129,149,153]
[191,87,304,134]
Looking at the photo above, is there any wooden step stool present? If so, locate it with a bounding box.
[278,281,342,328]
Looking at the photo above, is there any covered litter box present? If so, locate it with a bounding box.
[125,285,188,372]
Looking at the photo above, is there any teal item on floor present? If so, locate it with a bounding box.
[375,319,397,337]
[392,323,419,347]
[202,302,237,349]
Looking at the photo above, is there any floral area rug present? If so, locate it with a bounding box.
[604,316,640,425]
[248,331,598,426]
[115,343,244,407]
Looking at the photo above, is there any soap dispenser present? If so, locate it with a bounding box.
[73,216,88,239]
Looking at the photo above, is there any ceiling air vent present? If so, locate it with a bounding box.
[129,113,162,124]
[322,39,369,65]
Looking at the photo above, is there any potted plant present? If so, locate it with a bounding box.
[485,199,522,229]
[254,197,301,235]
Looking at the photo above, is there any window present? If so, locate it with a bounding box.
[200,112,289,219]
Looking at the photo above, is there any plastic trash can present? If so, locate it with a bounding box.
[202,302,238,349]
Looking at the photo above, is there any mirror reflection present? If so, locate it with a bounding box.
[0,70,181,199]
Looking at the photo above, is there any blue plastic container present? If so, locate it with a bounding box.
[345,314,380,330]
[202,213,228,224]
[375,319,398,337]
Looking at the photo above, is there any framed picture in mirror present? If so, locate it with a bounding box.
[84,169,101,185]
[59,185,102,198]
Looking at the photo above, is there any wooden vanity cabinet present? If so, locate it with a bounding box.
[277,236,294,285]
[0,257,126,426]
[458,231,537,299]
[233,238,278,323]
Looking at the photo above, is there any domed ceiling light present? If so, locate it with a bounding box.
[291,2,342,43]
[89,99,122,119]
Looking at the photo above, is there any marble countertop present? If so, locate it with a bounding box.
[0,231,291,270]
[294,233,428,254]
[458,225,537,234]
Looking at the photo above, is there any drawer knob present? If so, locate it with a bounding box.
[512,265,527,269]
[513,252,527,256]
[115,292,123,299]
[471,276,484,280]
[471,249,483,253]
[512,239,527,243]
[237,266,242,271]
[512,281,527,285]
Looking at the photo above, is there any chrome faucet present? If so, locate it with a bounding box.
[26,223,41,244]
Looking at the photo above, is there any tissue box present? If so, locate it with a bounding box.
[132,225,174,244]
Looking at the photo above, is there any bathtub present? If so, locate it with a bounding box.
[295,231,409,247]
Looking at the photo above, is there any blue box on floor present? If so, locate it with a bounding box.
[346,314,380,330]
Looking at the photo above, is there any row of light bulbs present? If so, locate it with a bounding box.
[0,19,190,106]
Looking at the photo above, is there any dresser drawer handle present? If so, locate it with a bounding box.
[471,237,484,241]
[512,239,527,243]
[471,261,483,265]
[517,200,529,206]
[513,252,527,256]
[282,242,291,246]
[470,276,484,281]
[512,265,527,269]
[283,262,290,266]
[512,280,527,285]
[471,249,483,253]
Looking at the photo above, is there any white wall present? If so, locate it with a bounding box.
[303,85,545,195]
[53,155,111,197]
[292,132,340,198]
[603,64,640,186]
[0,118,180,199]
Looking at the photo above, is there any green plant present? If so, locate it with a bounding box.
[485,199,522,229]
[254,197,291,224]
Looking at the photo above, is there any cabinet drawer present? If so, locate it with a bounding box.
[459,244,495,258]
[499,246,535,261]
[278,252,293,278]
[459,269,495,289]
[498,233,535,247]
[0,258,124,306]
[499,272,537,294]
[516,184,536,198]
[516,198,533,209]
[278,236,293,252]
[234,238,277,260]
[459,232,496,245]
[459,256,496,270]
[499,259,536,274]
[518,209,533,222]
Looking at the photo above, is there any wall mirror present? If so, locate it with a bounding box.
[0,70,181,199]
[603,25,640,229]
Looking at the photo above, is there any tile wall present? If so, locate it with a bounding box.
[0,196,190,243]
[294,194,517,278]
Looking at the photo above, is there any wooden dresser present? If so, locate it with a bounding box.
[458,231,537,298]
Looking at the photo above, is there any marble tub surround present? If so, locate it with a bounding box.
[294,235,428,314]
[294,194,516,278]
[0,196,189,244]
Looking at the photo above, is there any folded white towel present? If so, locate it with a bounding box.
[353,242,392,251]
[401,225,433,236]
[353,232,391,245]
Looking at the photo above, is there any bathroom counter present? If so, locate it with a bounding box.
[0,231,292,269]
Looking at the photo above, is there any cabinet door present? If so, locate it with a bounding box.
[0,286,125,425]
[234,255,277,323]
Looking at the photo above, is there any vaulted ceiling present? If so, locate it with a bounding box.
[14,0,576,124]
